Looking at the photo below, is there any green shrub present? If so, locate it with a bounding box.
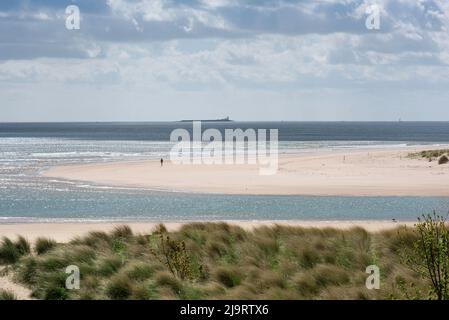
[402,213,449,300]
[151,234,200,280]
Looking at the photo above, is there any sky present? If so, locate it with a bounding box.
[0,0,449,121]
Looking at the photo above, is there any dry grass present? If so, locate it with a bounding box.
[0,223,433,300]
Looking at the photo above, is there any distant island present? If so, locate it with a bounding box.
[179,116,233,122]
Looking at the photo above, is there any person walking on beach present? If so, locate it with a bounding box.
[160,158,164,167]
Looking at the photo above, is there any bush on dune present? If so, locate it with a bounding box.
[401,213,449,300]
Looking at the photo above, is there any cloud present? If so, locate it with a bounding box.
[0,1,446,54]
[1,0,449,121]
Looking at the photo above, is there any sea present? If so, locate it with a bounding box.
[1,121,449,223]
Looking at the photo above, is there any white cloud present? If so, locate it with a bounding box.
[1,0,449,121]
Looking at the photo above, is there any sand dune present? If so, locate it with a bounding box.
[0,220,415,243]
[43,147,449,196]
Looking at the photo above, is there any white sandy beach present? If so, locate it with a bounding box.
[43,146,449,196]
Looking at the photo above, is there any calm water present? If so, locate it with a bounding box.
[1,122,449,223]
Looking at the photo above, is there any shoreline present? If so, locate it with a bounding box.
[42,146,449,196]
[0,220,415,242]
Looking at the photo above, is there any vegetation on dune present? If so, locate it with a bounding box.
[34,237,57,255]
[0,236,31,264]
[408,149,449,164]
[0,289,17,300]
[438,155,449,165]
[0,219,448,300]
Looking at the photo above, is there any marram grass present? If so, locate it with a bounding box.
[0,223,437,300]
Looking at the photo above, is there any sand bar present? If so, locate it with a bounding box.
[43,147,449,196]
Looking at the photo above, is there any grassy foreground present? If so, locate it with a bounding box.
[0,223,432,300]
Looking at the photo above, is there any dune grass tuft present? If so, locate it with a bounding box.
[106,274,133,300]
[34,238,57,255]
[0,237,21,264]
[111,225,133,239]
[0,289,17,300]
[214,266,242,288]
[154,271,183,295]
[0,236,31,265]
[15,236,31,256]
